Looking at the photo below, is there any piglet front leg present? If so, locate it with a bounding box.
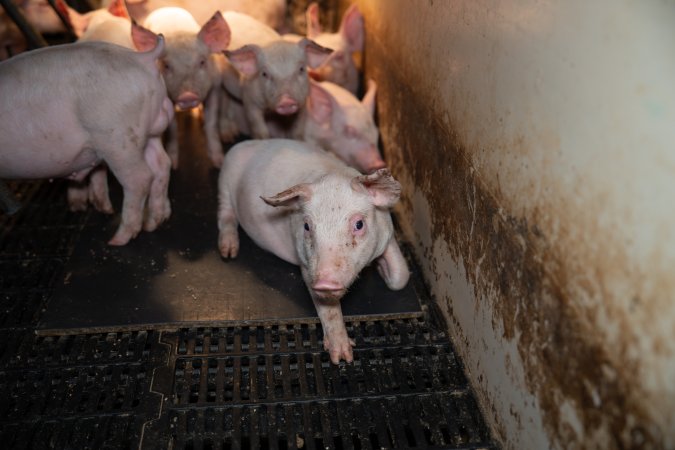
[216,175,240,258]
[303,266,354,364]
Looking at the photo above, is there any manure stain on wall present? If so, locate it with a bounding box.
[367,52,663,450]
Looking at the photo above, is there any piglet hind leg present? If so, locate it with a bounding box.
[142,137,172,232]
[103,146,153,246]
[376,238,410,291]
[87,165,114,214]
[216,180,239,258]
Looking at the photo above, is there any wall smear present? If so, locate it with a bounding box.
[356,1,675,448]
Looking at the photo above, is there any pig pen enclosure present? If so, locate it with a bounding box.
[0,1,499,449]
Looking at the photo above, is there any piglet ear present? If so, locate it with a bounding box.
[339,3,364,53]
[131,21,160,53]
[299,38,333,69]
[305,2,322,39]
[199,11,231,53]
[107,0,129,19]
[261,184,312,207]
[307,81,334,124]
[351,168,401,208]
[361,79,377,117]
[225,45,261,76]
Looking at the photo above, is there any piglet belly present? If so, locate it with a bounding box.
[0,114,96,180]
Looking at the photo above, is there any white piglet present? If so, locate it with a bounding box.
[133,8,231,168]
[303,79,385,173]
[223,15,332,140]
[0,34,174,245]
[217,139,410,363]
[284,2,363,95]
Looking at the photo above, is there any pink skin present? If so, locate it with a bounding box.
[133,9,231,169]
[304,79,385,173]
[0,35,173,246]
[124,0,287,32]
[217,139,410,363]
[219,79,386,174]
[64,0,134,213]
[304,2,363,95]
[224,38,332,139]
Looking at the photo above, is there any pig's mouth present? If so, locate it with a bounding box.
[275,103,299,115]
[312,287,347,300]
[174,92,202,111]
[175,99,201,111]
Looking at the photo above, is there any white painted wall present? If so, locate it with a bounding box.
[355,0,675,448]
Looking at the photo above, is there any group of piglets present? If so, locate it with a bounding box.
[0,0,409,364]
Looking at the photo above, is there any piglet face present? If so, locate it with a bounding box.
[262,169,400,300]
[158,36,216,109]
[227,38,332,116]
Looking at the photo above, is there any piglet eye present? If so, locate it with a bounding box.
[354,220,364,231]
[199,59,206,68]
[262,71,269,78]
[304,222,310,231]
[299,66,305,74]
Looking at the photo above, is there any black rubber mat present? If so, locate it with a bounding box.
[37,113,421,334]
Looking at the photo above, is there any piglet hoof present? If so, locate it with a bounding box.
[218,231,239,258]
[108,226,138,246]
[92,198,114,215]
[67,190,88,212]
[208,151,224,169]
[68,201,88,213]
[218,233,239,259]
[323,336,355,364]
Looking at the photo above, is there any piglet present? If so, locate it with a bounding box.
[124,0,287,33]
[223,78,385,173]
[217,139,410,363]
[284,3,363,95]
[223,16,332,140]
[0,32,174,245]
[303,79,385,173]
[133,7,230,168]
[19,0,129,39]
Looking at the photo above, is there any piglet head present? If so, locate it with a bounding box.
[133,11,230,110]
[305,2,362,93]
[261,168,400,300]
[307,80,384,173]
[226,38,332,116]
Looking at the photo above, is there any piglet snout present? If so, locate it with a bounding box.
[312,279,346,299]
[275,95,299,115]
[175,92,201,110]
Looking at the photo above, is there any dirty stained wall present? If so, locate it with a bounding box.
[349,0,675,449]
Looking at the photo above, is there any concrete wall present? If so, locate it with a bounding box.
[349,0,675,448]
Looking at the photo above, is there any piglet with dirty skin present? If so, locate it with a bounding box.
[217,139,410,363]
[0,33,174,246]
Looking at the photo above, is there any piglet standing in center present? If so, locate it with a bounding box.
[217,139,410,363]
[132,7,231,168]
